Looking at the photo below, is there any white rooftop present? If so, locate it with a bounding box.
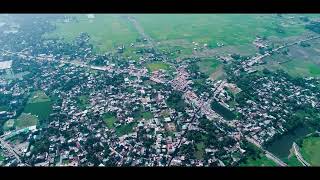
[0,60,12,70]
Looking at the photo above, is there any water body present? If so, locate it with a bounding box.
[266,126,312,160]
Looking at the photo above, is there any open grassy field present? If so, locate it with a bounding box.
[141,111,153,120]
[197,58,221,76]
[286,155,304,166]
[3,119,14,131]
[77,95,90,110]
[15,113,38,129]
[146,62,170,72]
[102,113,117,129]
[0,149,4,162]
[28,91,50,103]
[134,14,307,49]
[0,106,9,111]
[44,14,139,52]
[23,91,52,125]
[300,136,320,166]
[194,142,205,160]
[240,153,277,167]
[115,122,137,136]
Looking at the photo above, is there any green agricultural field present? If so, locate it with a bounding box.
[157,44,194,59]
[134,14,307,48]
[146,62,170,72]
[280,59,320,77]
[103,113,117,129]
[300,136,320,166]
[197,58,221,76]
[15,113,38,129]
[115,122,137,136]
[240,153,277,167]
[44,14,139,52]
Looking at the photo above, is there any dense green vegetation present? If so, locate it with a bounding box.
[0,106,9,111]
[211,101,236,120]
[239,140,276,166]
[305,21,320,34]
[166,91,186,112]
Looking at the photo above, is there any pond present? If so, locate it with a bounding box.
[266,125,312,160]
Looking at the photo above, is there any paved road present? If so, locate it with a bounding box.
[246,35,320,67]
[166,104,202,166]
[126,16,156,50]
[0,137,22,163]
[293,142,310,166]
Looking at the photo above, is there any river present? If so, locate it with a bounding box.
[266,126,312,160]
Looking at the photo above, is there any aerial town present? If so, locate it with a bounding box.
[0,14,320,167]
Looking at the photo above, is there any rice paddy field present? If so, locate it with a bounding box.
[196,58,221,76]
[44,14,316,56]
[44,14,139,52]
[133,14,308,48]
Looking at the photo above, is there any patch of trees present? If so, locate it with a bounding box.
[186,130,204,143]
[238,140,262,164]
[91,55,106,66]
[30,135,50,155]
[300,41,311,47]
[306,21,320,34]
[179,143,195,159]
[166,91,186,112]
